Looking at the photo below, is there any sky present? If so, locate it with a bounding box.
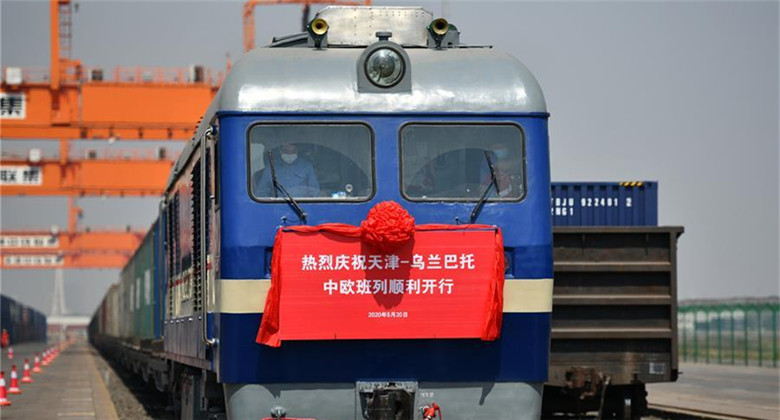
[1,0,778,316]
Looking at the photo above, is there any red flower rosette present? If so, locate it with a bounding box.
[360,201,415,252]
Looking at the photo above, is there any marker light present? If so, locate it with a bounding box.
[365,48,405,88]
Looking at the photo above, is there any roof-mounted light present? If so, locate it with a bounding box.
[357,31,412,93]
[365,47,405,88]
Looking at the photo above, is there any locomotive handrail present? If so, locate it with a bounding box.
[158,199,167,340]
[201,127,217,346]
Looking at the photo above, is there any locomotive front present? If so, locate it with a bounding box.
[177,6,552,420]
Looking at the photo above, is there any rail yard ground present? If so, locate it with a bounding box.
[3,340,777,420]
[0,340,118,420]
[647,362,780,420]
[91,346,176,420]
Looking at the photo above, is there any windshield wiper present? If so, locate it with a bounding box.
[267,150,307,223]
[470,151,500,223]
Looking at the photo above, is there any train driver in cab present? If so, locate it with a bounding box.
[482,142,523,198]
[254,142,320,198]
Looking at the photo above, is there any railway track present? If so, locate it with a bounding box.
[647,403,769,420]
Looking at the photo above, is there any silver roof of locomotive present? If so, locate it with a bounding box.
[173,7,546,190]
[215,47,545,114]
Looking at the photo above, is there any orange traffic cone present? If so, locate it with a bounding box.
[7,365,21,394]
[7,346,13,360]
[0,372,11,406]
[21,359,33,383]
[42,349,50,366]
[33,354,42,373]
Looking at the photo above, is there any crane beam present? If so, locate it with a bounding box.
[0,157,173,196]
[0,253,132,269]
[0,230,144,269]
[1,82,217,141]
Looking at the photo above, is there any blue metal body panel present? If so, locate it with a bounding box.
[219,113,553,280]
[215,113,552,384]
[164,312,215,369]
[218,312,550,383]
[550,182,658,226]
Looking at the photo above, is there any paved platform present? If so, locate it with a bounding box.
[648,362,779,420]
[0,340,118,420]
[1,340,49,365]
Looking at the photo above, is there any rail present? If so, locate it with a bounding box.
[647,403,767,420]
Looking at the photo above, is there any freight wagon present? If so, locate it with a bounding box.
[543,181,683,419]
[1,294,47,346]
[90,222,167,387]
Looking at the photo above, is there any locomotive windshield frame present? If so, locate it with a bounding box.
[399,121,528,202]
[245,121,376,203]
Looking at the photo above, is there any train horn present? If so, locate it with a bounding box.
[429,18,450,36]
[309,18,329,36]
[307,18,329,49]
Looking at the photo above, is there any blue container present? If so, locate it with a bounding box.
[550,182,658,226]
[1,294,47,344]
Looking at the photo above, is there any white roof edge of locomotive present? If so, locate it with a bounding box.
[214,47,546,114]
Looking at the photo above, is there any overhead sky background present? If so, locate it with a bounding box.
[1,0,778,315]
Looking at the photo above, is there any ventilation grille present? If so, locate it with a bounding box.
[191,158,203,312]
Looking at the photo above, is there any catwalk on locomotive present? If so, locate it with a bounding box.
[89,6,553,420]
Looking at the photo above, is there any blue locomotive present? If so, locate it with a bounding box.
[90,6,552,419]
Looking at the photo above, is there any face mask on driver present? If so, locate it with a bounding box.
[280,153,298,164]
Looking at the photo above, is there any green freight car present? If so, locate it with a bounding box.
[135,226,156,341]
[120,223,158,344]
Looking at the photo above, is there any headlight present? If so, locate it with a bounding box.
[364,48,405,88]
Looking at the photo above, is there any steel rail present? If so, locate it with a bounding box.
[647,403,769,420]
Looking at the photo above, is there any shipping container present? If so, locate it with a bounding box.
[1,294,47,345]
[133,224,156,340]
[109,284,120,337]
[551,182,657,226]
[98,284,120,338]
[120,251,135,339]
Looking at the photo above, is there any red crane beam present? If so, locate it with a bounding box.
[0,81,217,141]
[0,230,144,269]
[0,157,173,197]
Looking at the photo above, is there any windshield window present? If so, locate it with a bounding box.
[248,123,374,201]
[401,124,525,201]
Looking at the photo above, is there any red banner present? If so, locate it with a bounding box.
[256,224,504,347]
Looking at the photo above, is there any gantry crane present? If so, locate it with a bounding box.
[0,0,371,316]
[0,0,220,270]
